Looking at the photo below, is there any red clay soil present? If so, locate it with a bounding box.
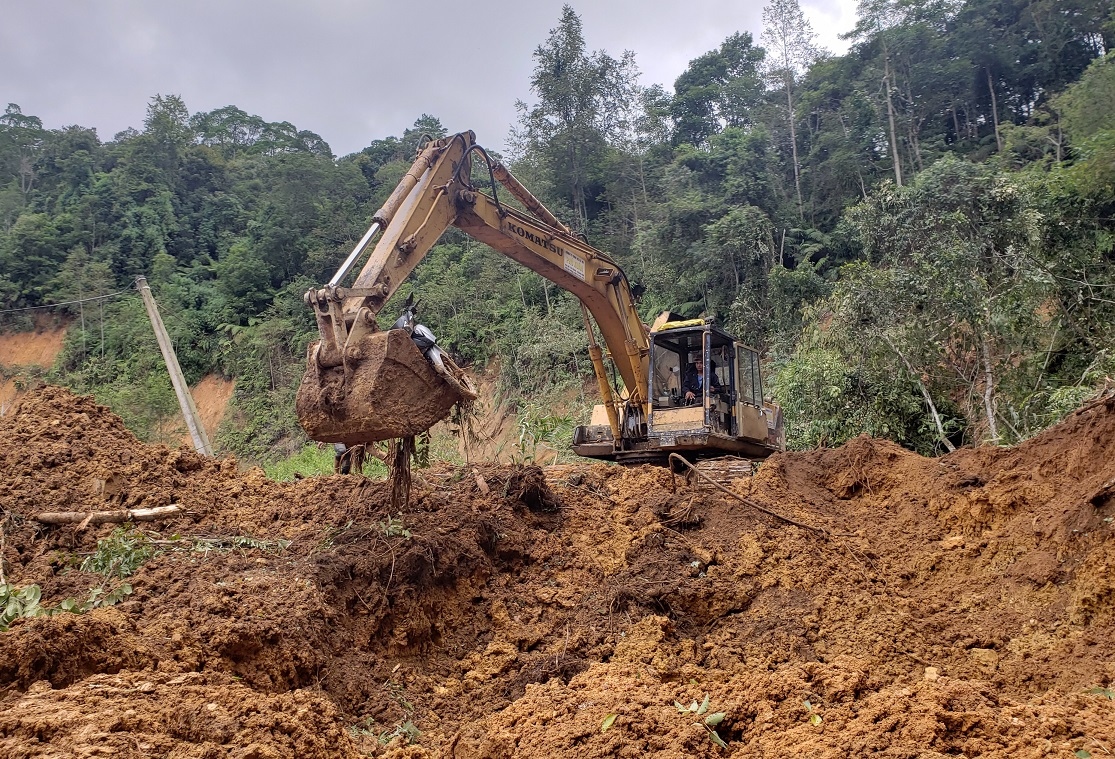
[0,324,68,416]
[0,386,1112,758]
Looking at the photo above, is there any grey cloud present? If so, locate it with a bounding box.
[2,0,853,157]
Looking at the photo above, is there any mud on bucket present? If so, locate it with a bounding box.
[296,328,464,445]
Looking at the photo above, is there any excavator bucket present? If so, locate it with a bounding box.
[296,329,463,445]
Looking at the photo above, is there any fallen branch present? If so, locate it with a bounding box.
[34,505,183,526]
[667,454,854,537]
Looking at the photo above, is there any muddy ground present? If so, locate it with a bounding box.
[0,386,1112,758]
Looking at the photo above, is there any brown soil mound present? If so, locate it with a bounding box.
[1,386,1112,758]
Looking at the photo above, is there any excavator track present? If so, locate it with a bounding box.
[679,455,756,490]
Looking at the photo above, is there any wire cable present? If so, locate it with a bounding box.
[0,287,136,315]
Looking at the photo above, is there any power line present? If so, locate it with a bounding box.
[0,287,136,315]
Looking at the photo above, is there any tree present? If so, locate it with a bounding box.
[847,0,913,185]
[513,5,642,230]
[762,0,824,220]
[0,103,45,198]
[670,33,766,148]
[143,94,193,173]
[401,114,447,158]
[845,156,1054,444]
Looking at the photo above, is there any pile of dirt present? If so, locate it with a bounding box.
[0,386,1112,758]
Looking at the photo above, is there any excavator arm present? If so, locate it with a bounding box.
[298,131,649,445]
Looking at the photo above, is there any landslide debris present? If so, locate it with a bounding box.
[0,386,1112,757]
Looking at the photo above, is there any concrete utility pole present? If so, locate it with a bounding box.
[136,276,213,456]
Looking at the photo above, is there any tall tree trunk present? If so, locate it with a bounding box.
[986,68,1003,153]
[903,82,923,173]
[883,52,903,187]
[784,74,804,221]
[839,114,869,198]
[980,332,1000,443]
[568,140,588,230]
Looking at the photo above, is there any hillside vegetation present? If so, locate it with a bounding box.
[1,0,1113,462]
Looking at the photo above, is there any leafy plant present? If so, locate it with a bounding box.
[378,516,412,539]
[803,699,823,726]
[81,583,134,608]
[190,536,290,554]
[80,526,156,578]
[1086,686,1114,700]
[0,584,45,630]
[377,720,421,746]
[1,582,134,631]
[347,716,378,739]
[676,693,728,748]
[513,403,579,464]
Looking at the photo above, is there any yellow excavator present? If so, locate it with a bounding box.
[296,131,784,465]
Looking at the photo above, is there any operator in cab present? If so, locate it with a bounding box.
[682,356,720,402]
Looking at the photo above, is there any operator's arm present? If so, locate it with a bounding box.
[681,368,698,400]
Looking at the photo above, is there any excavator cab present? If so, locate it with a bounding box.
[644,318,782,459]
[572,317,784,463]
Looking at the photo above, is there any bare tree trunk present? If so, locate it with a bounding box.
[569,142,588,231]
[986,68,1003,153]
[784,75,804,220]
[980,332,1000,443]
[883,53,904,187]
[882,334,955,452]
[903,82,924,174]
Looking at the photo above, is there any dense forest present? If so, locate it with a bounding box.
[1,0,1113,461]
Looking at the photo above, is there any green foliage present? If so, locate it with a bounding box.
[264,443,387,481]
[0,584,45,630]
[378,720,421,746]
[176,535,290,555]
[80,526,156,578]
[513,403,582,464]
[1,582,133,631]
[263,443,334,481]
[377,516,412,540]
[675,693,729,749]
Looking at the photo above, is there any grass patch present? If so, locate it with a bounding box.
[264,443,391,481]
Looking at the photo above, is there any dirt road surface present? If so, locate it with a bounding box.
[1,386,1112,757]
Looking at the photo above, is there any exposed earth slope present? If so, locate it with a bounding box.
[0,386,1112,757]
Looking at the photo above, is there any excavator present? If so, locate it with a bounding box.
[296,131,784,465]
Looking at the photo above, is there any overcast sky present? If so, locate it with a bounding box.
[3,0,857,158]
